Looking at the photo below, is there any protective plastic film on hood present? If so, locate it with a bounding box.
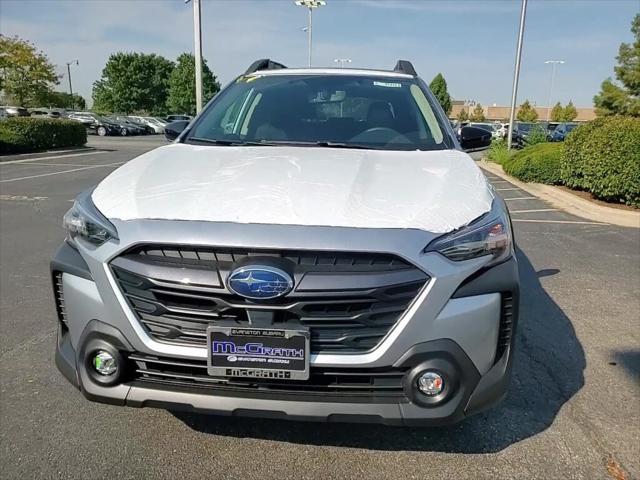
[92,143,494,234]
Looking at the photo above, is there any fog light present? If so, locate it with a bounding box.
[417,371,444,396]
[92,350,117,376]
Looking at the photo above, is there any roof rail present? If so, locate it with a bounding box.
[393,60,417,76]
[245,59,287,74]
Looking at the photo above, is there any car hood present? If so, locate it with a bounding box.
[92,143,494,233]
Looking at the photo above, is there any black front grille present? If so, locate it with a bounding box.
[127,353,408,402]
[111,245,429,353]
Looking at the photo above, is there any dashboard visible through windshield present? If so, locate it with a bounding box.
[185,74,451,151]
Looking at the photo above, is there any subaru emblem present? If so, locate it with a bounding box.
[227,266,294,300]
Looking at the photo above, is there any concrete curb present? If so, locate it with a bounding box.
[479,159,640,229]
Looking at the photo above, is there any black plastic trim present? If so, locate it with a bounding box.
[451,256,519,299]
[393,60,417,76]
[50,242,92,281]
[245,59,287,74]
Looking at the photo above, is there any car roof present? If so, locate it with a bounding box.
[249,68,414,79]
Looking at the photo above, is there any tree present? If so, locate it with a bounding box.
[33,90,85,110]
[429,73,452,114]
[456,108,468,122]
[92,52,174,114]
[0,35,58,106]
[166,53,220,115]
[594,14,640,116]
[550,102,564,122]
[517,100,538,122]
[469,103,486,122]
[562,101,577,121]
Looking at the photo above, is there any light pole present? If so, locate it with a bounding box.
[507,0,527,150]
[334,58,352,68]
[185,0,203,114]
[545,60,565,122]
[66,60,79,110]
[295,0,326,67]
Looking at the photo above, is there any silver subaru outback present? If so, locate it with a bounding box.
[52,59,518,426]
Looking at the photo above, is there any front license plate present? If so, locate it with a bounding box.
[206,326,310,380]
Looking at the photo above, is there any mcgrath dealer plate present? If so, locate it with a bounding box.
[207,326,310,380]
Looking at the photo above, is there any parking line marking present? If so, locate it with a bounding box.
[512,219,608,225]
[0,150,107,165]
[496,187,521,191]
[509,208,559,213]
[0,162,125,183]
[504,196,538,201]
[18,162,113,167]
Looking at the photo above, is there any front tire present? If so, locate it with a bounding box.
[97,126,107,136]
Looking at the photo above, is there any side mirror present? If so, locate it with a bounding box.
[164,120,190,142]
[460,125,492,151]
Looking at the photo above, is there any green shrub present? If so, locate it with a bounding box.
[524,125,548,146]
[487,139,513,165]
[562,116,640,207]
[503,142,564,184]
[0,117,87,154]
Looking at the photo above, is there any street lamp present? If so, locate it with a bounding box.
[295,0,326,67]
[545,60,565,122]
[334,58,352,68]
[66,60,79,110]
[185,0,203,114]
[507,0,528,150]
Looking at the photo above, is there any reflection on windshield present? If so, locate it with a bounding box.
[185,74,450,151]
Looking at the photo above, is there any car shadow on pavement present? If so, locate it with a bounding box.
[172,249,585,453]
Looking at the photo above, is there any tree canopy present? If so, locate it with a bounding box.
[429,73,452,114]
[594,14,640,116]
[33,91,86,110]
[0,35,59,107]
[166,53,220,115]
[550,102,564,122]
[517,100,538,122]
[456,108,468,122]
[92,52,174,114]
[562,101,577,121]
[469,103,486,122]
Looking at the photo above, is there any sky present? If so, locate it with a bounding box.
[1,0,638,108]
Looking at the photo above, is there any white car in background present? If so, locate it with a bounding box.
[128,116,165,134]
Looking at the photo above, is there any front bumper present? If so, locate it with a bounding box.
[52,231,519,425]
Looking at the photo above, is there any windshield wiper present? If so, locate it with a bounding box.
[187,137,246,146]
[249,140,378,150]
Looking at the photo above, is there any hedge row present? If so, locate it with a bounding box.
[562,116,640,207]
[488,116,639,207]
[503,142,563,185]
[0,117,87,154]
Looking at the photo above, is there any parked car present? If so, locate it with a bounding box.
[166,114,193,122]
[469,122,501,140]
[0,106,30,117]
[68,112,122,136]
[54,59,516,427]
[550,122,579,142]
[127,116,165,134]
[29,108,63,119]
[107,116,149,135]
[101,116,143,136]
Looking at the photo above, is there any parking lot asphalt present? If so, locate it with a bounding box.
[1,136,638,480]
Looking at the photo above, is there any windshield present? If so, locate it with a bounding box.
[185,74,449,151]
[565,124,578,132]
[517,123,535,132]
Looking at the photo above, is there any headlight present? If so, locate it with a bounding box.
[63,189,118,246]
[425,201,513,266]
